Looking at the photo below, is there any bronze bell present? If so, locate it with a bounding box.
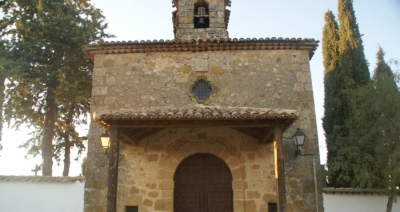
[197,17,206,26]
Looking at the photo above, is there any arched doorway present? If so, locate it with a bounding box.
[174,153,233,212]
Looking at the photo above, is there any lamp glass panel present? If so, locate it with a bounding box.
[296,135,305,146]
[293,136,298,146]
[101,137,110,148]
[293,129,306,146]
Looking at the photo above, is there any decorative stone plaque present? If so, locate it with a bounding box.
[194,59,209,72]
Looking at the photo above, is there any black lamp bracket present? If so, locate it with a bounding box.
[104,148,110,158]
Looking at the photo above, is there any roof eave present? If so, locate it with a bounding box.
[82,38,319,61]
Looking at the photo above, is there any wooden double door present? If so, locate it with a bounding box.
[174,153,233,212]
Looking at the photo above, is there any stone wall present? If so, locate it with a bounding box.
[85,49,323,212]
[115,128,276,212]
[174,0,229,39]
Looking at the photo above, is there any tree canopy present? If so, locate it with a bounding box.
[322,10,341,187]
[343,47,400,211]
[324,0,371,187]
[322,2,399,211]
[1,0,111,175]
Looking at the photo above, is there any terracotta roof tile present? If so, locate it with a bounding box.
[82,37,319,61]
[95,106,298,121]
[0,175,85,183]
[85,37,317,47]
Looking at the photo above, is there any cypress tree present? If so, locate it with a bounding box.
[322,10,340,75]
[344,47,400,212]
[372,49,400,212]
[374,46,394,78]
[321,10,341,186]
[326,0,371,187]
[337,0,370,85]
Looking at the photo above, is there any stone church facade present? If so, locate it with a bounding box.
[83,0,322,212]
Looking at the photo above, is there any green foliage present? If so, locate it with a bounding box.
[322,10,341,187]
[330,80,385,188]
[321,5,398,210]
[337,0,370,86]
[325,0,371,187]
[374,46,394,77]
[80,157,86,177]
[0,66,4,152]
[342,49,400,211]
[1,0,112,175]
[0,41,10,154]
[322,10,340,75]
[327,46,400,212]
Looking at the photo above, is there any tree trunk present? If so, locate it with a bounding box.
[42,88,57,176]
[62,139,71,176]
[0,73,5,146]
[62,104,74,176]
[386,195,393,212]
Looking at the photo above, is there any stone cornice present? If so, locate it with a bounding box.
[83,37,319,61]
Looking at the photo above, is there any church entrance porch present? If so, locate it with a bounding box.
[94,106,297,212]
[174,153,233,212]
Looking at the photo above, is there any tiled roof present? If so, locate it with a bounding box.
[0,175,85,183]
[96,106,298,120]
[323,188,399,195]
[85,37,317,46]
[82,37,319,61]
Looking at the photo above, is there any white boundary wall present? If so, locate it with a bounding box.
[0,180,84,212]
[324,193,400,212]
[2,177,400,212]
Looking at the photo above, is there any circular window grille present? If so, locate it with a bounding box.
[190,77,214,102]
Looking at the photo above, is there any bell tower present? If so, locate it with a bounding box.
[172,0,231,40]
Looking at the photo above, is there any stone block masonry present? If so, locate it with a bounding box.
[114,128,277,212]
[174,0,230,40]
[84,1,322,210]
[84,47,323,212]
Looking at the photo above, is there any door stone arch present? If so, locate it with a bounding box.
[156,136,246,211]
[174,153,233,212]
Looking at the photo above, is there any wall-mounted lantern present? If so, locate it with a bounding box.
[292,128,320,212]
[100,131,110,156]
[292,128,305,157]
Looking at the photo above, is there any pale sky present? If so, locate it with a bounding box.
[0,0,399,176]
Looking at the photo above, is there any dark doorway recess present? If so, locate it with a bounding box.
[174,153,233,212]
